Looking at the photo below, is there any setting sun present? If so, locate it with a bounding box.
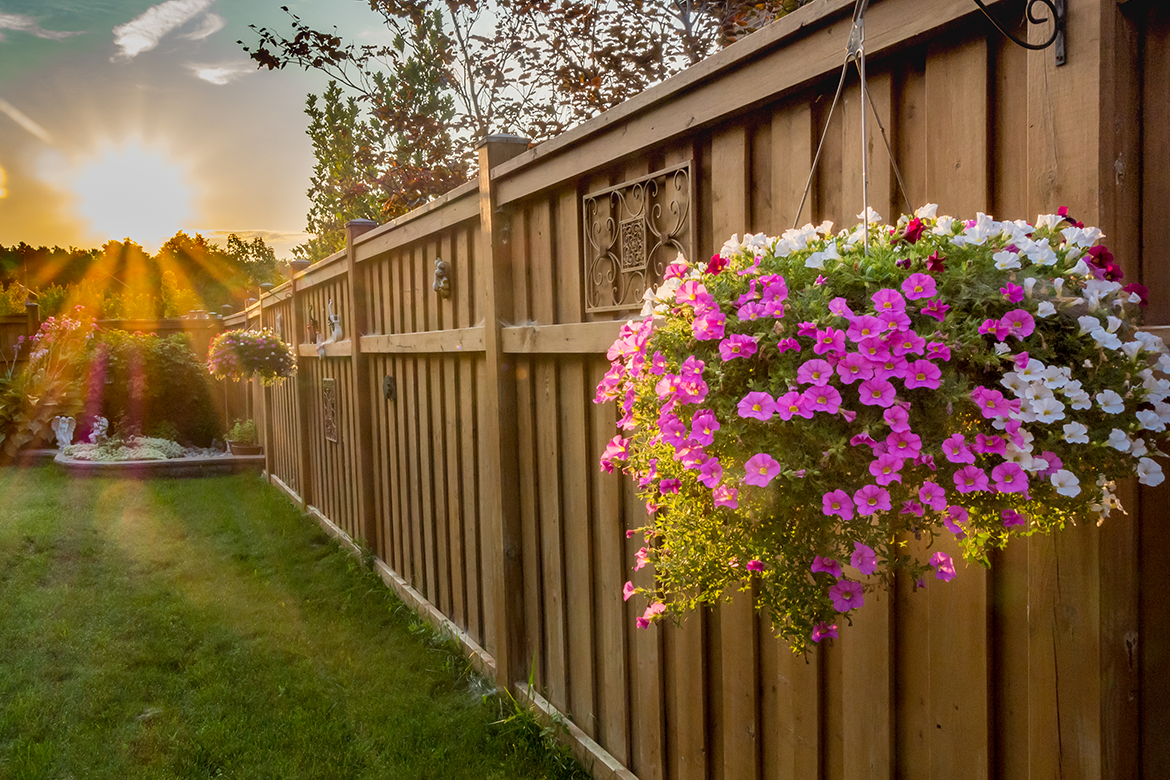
[70,141,194,250]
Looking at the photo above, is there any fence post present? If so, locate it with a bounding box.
[476,133,531,689]
[24,297,39,339]
[288,260,313,510]
[344,218,380,549]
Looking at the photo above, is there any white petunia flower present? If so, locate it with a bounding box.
[804,241,840,269]
[1023,277,1039,297]
[1138,458,1165,487]
[1036,213,1064,230]
[1156,401,1170,422]
[1040,366,1068,389]
[1069,259,1093,277]
[1051,469,1081,497]
[815,220,834,236]
[993,250,1022,270]
[1122,341,1145,360]
[1023,237,1057,266]
[1063,422,1089,444]
[1066,247,1083,263]
[1107,428,1132,451]
[931,215,955,235]
[1129,292,1144,304]
[1135,331,1166,353]
[1132,437,1149,458]
[963,212,1000,245]
[1106,315,1123,333]
[1137,409,1165,432]
[915,203,939,220]
[994,342,1010,355]
[856,207,884,225]
[1097,389,1126,414]
[1053,278,1065,296]
[1031,396,1066,423]
[1036,301,1056,318]
[743,232,770,253]
[1068,391,1093,410]
[1061,225,1104,247]
[1078,315,1101,335]
[719,234,744,259]
[1001,373,1029,397]
[1025,383,1055,403]
[1091,328,1123,351]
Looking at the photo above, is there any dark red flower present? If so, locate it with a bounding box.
[1123,282,1149,307]
[706,253,728,275]
[926,251,946,274]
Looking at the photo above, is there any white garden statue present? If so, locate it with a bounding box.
[52,416,75,448]
[89,416,108,444]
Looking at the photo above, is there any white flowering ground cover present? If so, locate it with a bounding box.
[598,206,1167,649]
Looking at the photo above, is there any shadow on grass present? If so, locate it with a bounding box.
[0,468,589,780]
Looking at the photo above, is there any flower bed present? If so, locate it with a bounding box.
[55,435,263,478]
[598,206,1168,650]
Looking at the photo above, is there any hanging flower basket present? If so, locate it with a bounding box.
[207,327,296,385]
[598,206,1166,652]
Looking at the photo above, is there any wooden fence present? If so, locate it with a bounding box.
[225,0,1169,777]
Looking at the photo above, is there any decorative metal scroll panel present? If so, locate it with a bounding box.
[322,377,338,443]
[583,161,694,314]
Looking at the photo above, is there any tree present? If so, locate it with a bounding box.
[242,0,807,258]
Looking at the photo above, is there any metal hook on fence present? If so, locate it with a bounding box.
[974,0,1066,66]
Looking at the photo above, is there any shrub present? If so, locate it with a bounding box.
[227,418,258,444]
[94,330,221,446]
[62,434,188,461]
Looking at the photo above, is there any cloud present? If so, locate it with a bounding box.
[188,60,254,86]
[0,12,84,42]
[179,12,225,41]
[112,0,216,59]
[0,98,52,144]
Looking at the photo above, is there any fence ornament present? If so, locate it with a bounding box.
[433,258,451,299]
[322,377,338,443]
[582,161,694,313]
[328,299,342,342]
[52,416,75,448]
[306,305,319,345]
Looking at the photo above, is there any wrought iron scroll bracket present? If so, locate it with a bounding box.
[974,0,1066,66]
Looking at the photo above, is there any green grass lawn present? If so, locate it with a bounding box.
[0,467,587,780]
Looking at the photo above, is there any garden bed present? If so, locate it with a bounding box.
[52,450,264,478]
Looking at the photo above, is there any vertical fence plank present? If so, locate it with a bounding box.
[843,70,895,222]
[426,236,452,617]
[458,226,483,642]
[441,229,467,629]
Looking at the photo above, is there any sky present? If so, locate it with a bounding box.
[0,0,391,257]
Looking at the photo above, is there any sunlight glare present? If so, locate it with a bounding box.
[71,141,193,250]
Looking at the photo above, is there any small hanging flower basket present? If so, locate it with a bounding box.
[207,327,296,385]
[598,206,1166,652]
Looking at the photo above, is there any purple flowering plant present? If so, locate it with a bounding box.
[207,327,296,385]
[599,205,1170,651]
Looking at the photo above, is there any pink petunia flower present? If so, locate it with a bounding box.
[925,341,951,361]
[903,359,941,389]
[970,386,1014,419]
[900,499,925,516]
[713,485,739,508]
[879,310,912,333]
[1000,309,1036,340]
[979,318,1009,340]
[801,385,842,415]
[689,409,719,446]
[829,580,865,612]
[692,310,726,341]
[902,273,937,300]
[797,358,834,386]
[854,485,892,515]
[737,301,766,321]
[953,465,990,494]
[1001,509,1027,528]
[1000,283,1024,303]
[872,288,906,314]
[737,391,777,421]
[813,327,847,356]
[811,556,843,578]
[623,581,636,601]
[973,433,1006,456]
[775,390,814,421]
[736,280,760,305]
[796,321,818,338]
[811,622,838,642]
[659,478,681,494]
[991,462,1028,493]
[851,543,878,575]
[943,505,969,535]
[776,337,801,353]
[869,453,905,485]
[719,333,759,361]
[890,329,926,357]
[942,434,975,464]
[829,297,856,318]
[746,559,765,572]
[921,298,950,322]
[918,481,947,511]
[697,458,724,488]
[835,352,874,384]
[883,405,911,432]
[635,547,651,570]
[636,601,667,628]
[930,551,956,582]
[857,336,891,362]
[822,489,855,520]
[858,378,897,408]
[872,355,910,381]
[743,453,782,487]
[885,431,922,459]
[846,315,885,343]
[676,280,715,311]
